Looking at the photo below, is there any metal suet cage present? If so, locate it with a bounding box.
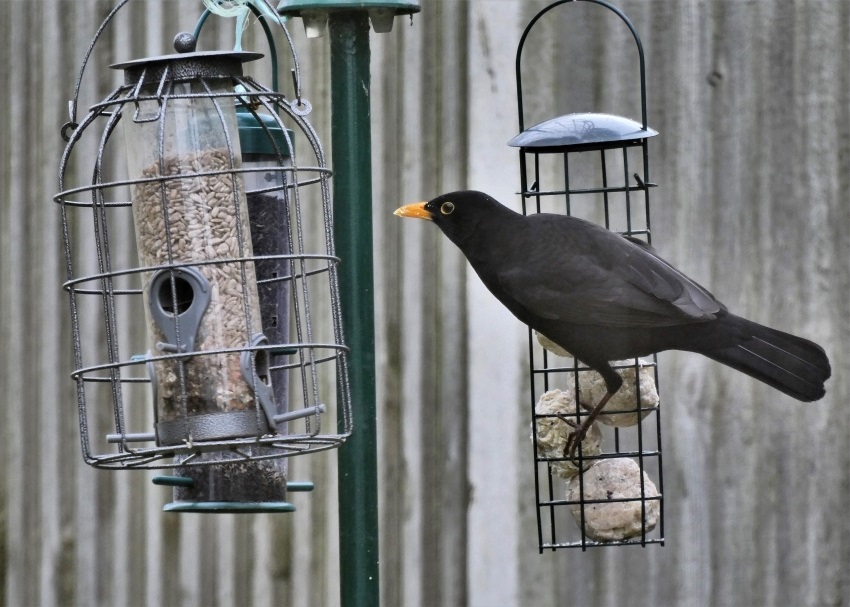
[512,0,665,550]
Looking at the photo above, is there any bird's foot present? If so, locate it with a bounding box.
[563,419,591,467]
[562,388,617,466]
[556,414,588,466]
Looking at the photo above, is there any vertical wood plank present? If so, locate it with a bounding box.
[465,3,526,606]
[1,1,848,606]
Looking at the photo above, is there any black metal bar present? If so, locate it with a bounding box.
[515,0,650,132]
[601,149,610,227]
[519,183,656,198]
[623,146,633,234]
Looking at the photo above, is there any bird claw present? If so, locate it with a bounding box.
[564,427,586,466]
[556,414,586,467]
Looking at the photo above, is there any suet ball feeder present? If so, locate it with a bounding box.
[513,0,665,550]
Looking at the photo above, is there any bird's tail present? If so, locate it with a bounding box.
[700,315,831,402]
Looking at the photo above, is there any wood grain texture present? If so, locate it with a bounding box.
[1,1,847,605]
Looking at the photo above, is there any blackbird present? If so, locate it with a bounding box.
[395,190,831,457]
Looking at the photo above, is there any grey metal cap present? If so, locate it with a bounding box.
[509,112,658,150]
[112,50,263,85]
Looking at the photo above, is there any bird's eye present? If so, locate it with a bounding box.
[440,202,455,215]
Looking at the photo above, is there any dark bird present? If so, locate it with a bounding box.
[395,190,831,457]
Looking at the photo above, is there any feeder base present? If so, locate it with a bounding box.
[163,501,296,513]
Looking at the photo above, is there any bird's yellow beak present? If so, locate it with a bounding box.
[393,201,432,221]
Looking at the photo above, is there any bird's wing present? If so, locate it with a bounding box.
[495,216,723,328]
[619,234,722,319]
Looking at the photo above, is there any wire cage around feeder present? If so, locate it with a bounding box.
[512,0,665,550]
[56,0,351,477]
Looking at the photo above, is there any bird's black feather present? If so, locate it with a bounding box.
[403,190,831,401]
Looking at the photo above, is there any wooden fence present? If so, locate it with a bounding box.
[1,0,848,605]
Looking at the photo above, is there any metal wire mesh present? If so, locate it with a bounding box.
[520,145,665,550]
[55,1,351,470]
[514,0,665,550]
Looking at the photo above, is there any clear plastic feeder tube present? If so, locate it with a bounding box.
[121,57,268,443]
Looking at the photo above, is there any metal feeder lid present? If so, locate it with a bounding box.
[237,107,294,157]
[508,112,658,151]
[111,33,263,85]
[277,0,421,15]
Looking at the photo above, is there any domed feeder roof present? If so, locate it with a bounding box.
[111,50,263,85]
[508,112,657,151]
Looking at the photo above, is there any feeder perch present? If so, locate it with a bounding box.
[277,0,420,37]
[56,0,351,513]
[512,0,665,550]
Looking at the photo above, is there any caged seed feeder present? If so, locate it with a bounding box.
[512,0,665,549]
[56,0,351,512]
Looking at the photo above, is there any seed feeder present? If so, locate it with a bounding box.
[512,0,664,549]
[237,87,295,425]
[56,0,351,513]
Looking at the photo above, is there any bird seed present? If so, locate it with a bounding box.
[131,148,264,425]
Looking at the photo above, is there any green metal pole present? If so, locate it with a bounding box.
[329,12,379,607]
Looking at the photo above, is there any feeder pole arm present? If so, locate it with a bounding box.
[329,12,380,607]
